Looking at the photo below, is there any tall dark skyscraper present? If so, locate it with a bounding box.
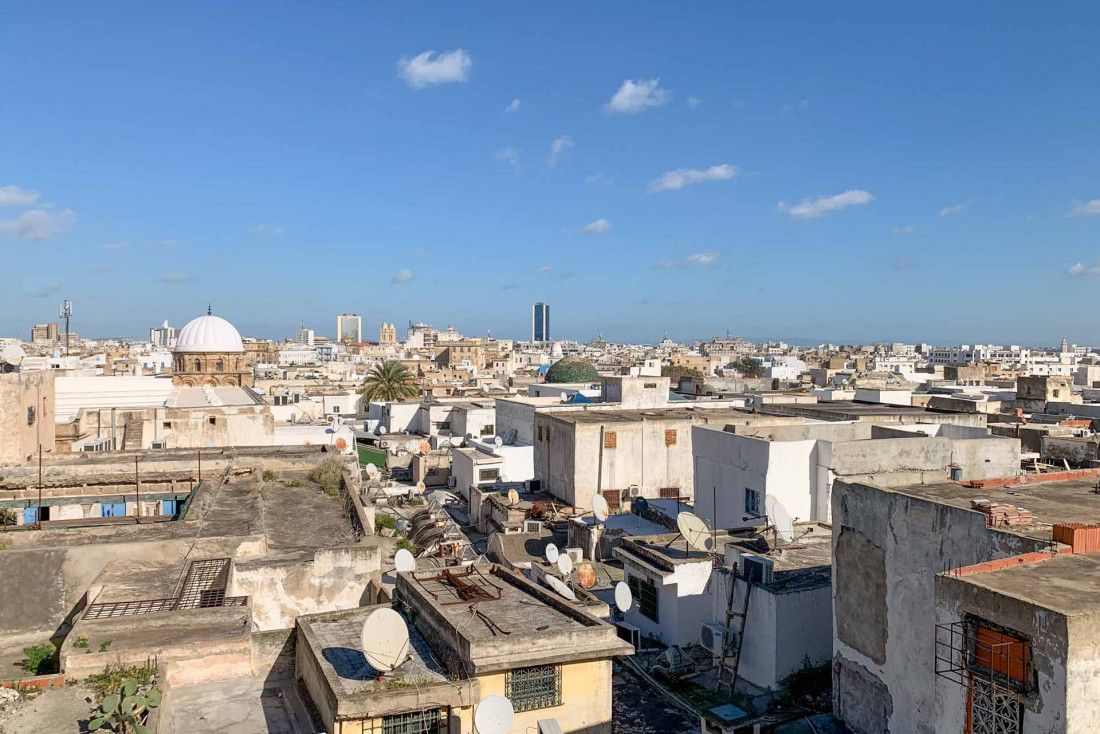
[532,302,549,342]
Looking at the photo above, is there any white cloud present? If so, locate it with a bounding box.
[102,241,129,251]
[494,147,521,171]
[687,96,702,109]
[0,208,75,241]
[778,190,874,219]
[1067,199,1100,218]
[397,49,472,89]
[251,224,285,236]
[504,98,521,113]
[648,163,737,193]
[604,78,670,114]
[537,265,554,274]
[1068,259,1100,276]
[160,271,191,283]
[582,218,611,235]
[0,185,40,209]
[892,225,916,236]
[658,252,720,269]
[392,269,414,283]
[939,200,971,217]
[546,135,574,167]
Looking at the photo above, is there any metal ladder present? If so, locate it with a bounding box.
[715,563,752,693]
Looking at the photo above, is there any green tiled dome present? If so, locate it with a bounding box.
[545,355,599,383]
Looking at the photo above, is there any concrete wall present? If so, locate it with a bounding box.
[477,660,614,734]
[495,399,538,445]
[831,481,1046,734]
[620,557,713,648]
[600,375,670,409]
[229,545,381,631]
[0,370,55,465]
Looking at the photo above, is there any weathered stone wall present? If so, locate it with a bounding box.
[0,371,55,465]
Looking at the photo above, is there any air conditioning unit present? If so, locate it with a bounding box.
[616,622,641,650]
[700,621,735,656]
[524,520,543,534]
[741,554,774,585]
[627,485,641,498]
[526,479,542,493]
[565,548,583,564]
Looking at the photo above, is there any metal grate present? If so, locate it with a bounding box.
[935,621,1031,693]
[83,558,244,620]
[628,575,659,622]
[506,664,562,712]
[968,678,1020,734]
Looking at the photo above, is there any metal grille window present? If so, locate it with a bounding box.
[664,429,677,446]
[604,431,617,449]
[659,487,680,499]
[628,575,659,621]
[602,489,621,510]
[379,707,446,734]
[506,664,562,712]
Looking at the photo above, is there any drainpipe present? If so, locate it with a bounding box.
[110,408,117,450]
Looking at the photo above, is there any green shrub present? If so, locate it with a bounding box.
[89,678,161,733]
[283,479,304,488]
[73,636,89,649]
[99,640,112,653]
[261,469,277,482]
[310,456,345,497]
[21,643,57,674]
[86,662,156,702]
[0,508,17,526]
[375,514,398,532]
[396,538,417,554]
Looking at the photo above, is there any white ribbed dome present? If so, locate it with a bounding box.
[174,314,244,353]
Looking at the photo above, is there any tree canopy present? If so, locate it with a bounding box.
[358,360,420,402]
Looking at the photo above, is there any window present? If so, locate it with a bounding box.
[479,468,500,482]
[603,489,621,510]
[208,417,217,426]
[628,575,658,621]
[481,424,495,437]
[150,440,166,449]
[604,431,617,449]
[163,422,172,429]
[745,488,761,517]
[660,487,680,499]
[26,407,35,427]
[506,664,562,712]
[537,426,543,441]
[644,382,658,389]
[215,361,224,372]
[664,429,677,446]
[194,360,201,372]
[380,707,446,734]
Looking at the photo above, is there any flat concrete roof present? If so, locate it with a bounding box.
[886,476,1100,542]
[545,406,758,425]
[945,553,1100,617]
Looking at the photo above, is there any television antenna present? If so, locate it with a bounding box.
[59,300,72,357]
[474,695,515,734]
[360,607,410,673]
[614,581,634,613]
[394,548,417,573]
[591,494,610,523]
[676,511,715,553]
[545,543,559,564]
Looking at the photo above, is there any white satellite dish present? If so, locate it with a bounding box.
[676,511,714,552]
[414,480,426,494]
[591,494,610,522]
[557,553,574,576]
[614,581,633,613]
[766,495,795,542]
[493,435,503,447]
[377,424,388,435]
[560,392,568,401]
[0,344,25,365]
[394,548,417,573]
[545,543,559,564]
[546,575,577,601]
[507,488,520,506]
[360,607,410,672]
[474,694,515,734]
[366,463,380,479]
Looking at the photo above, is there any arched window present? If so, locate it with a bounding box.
[194,360,202,372]
[215,360,224,372]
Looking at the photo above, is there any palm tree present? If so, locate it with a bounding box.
[358,360,420,402]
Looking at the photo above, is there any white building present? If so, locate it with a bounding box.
[296,326,315,346]
[149,321,177,349]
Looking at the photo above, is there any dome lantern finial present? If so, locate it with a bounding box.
[207,303,212,316]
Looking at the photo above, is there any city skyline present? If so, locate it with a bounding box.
[4,2,1100,344]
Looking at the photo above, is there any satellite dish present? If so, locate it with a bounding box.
[591,494,610,522]
[577,562,596,589]
[493,435,503,447]
[614,581,633,612]
[396,518,409,533]
[767,495,795,542]
[633,497,650,515]
[394,548,417,573]
[557,553,574,576]
[359,608,410,672]
[507,488,520,506]
[560,392,568,401]
[0,344,25,365]
[545,575,577,601]
[545,543,559,564]
[366,463,380,479]
[418,440,432,456]
[415,480,426,493]
[677,512,714,552]
[474,694,515,734]
[377,424,388,435]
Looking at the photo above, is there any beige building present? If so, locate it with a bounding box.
[0,371,55,464]
[378,321,397,344]
[171,312,254,388]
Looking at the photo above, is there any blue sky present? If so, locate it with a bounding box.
[3,1,1099,345]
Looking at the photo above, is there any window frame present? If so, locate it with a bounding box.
[628,574,659,622]
[505,664,563,712]
[745,488,761,517]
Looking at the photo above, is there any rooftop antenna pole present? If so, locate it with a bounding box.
[36,444,43,530]
[60,299,72,357]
